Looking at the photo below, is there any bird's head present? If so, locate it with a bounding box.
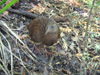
[45,24,58,35]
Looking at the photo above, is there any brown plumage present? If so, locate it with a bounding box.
[28,16,60,46]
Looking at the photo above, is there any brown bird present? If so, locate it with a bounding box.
[28,16,60,46]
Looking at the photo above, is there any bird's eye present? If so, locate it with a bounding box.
[51,26,54,28]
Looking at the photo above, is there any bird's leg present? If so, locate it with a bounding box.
[43,48,48,58]
[33,44,40,53]
[43,46,53,57]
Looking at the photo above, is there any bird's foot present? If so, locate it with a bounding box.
[43,48,53,58]
[32,44,40,53]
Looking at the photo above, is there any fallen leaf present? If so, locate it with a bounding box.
[18,34,29,39]
[64,0,80,7]
[75,53,83,57]
[29,3,46,13]
[60,27,71,33]
[3,11,9,15]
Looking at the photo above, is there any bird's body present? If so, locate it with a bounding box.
[28,17,60,46]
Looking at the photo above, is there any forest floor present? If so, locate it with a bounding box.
[0,0,100,75]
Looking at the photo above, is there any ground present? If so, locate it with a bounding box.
[0,0,100,75]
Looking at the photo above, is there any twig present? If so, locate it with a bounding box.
[7,8,68,22]
[7,8,38,19]
[84,0,96,51]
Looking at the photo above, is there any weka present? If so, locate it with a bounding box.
[28,17,60,46]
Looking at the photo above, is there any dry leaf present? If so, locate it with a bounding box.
[3,11,9,15]
[56,62,60,64]
[70,42,75,50]
[25,58,28,62]
[62,38,68,50]
[18,35,22,39]
[93,56,100,61]
[81,21,87,25]
[71,36,78,42]
[75,53,83,57]
[60,27,71,33]
[5,0,12,5]
[18,34,29,39]
[72,16,77,19]
[29,3,45,13]
[64,0,80,7]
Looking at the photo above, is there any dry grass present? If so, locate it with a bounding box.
[0,20,37,75]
